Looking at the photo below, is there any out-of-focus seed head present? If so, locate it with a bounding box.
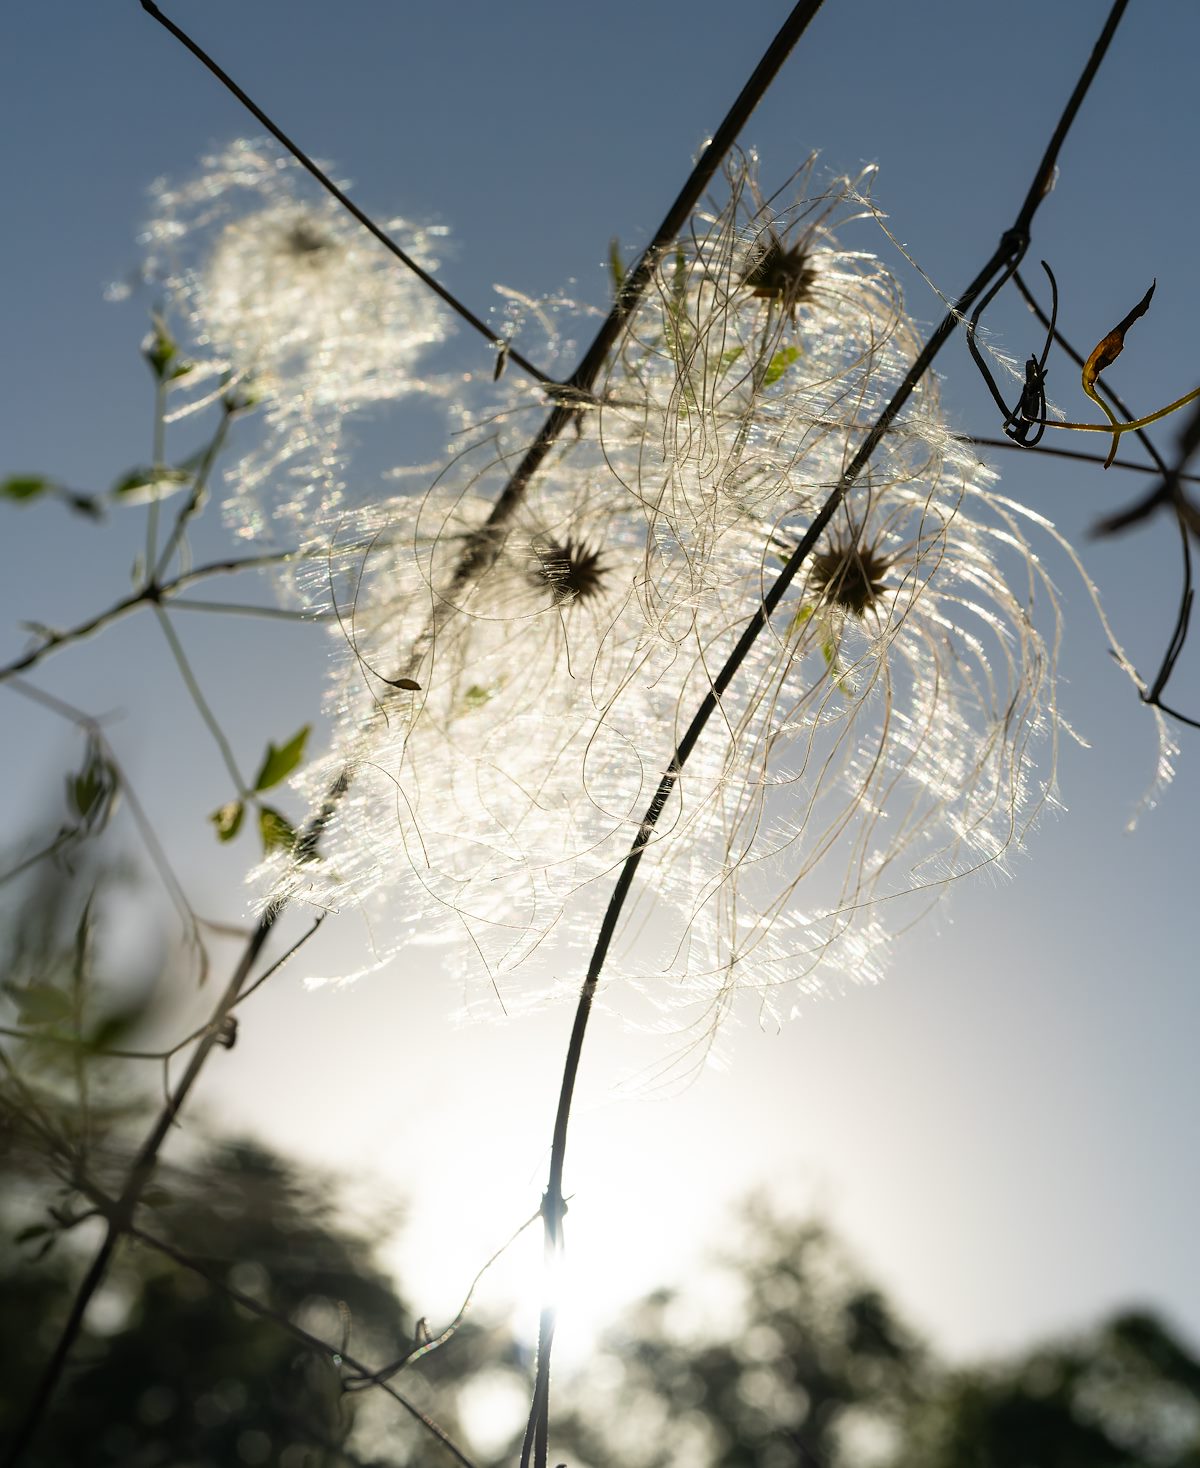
[531,538,607,606]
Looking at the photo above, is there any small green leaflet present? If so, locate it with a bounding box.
[142,314,191,383]
[13,984,73,1026]
[210,800,245,843]
[68,739,118,830]
[258,806,297,855]
[253,725,310,793]
[763,346,800,387]
[1,474,51,503]
[608,236,626,298]
[110,466,190,503]
[789,604,848,689]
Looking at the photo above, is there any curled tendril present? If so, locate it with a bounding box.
[966,257,1058,448]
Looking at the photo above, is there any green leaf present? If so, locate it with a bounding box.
[68,739,118,831]
[253,725,310,793]
[258,806,297,855]
[1,474,52,503]
[14,984,73,1026]
[110,466,189,504]
[86,1010,139,1053]
[464,684,491,710]
[63,491,104,521]
[788,603,815,636]
[822,637,840,673]
[608,236,626,297]
[763,345,800,387]
[210,800,245,843]
[143,313,179,381]
[717,347,745,376]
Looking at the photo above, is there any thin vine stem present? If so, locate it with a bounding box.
[139,0,552,388]
[1012,268,1200,723]
[154,404,234,580]
[0,548,302,682]
[520,3,1131,1464]
[6,677,210,984]
[152,604,248,796]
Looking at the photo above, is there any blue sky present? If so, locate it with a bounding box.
[2,0,1198,1369]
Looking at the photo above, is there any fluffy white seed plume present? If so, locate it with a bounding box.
[144,139,453,539]
[263,154,1145,1033]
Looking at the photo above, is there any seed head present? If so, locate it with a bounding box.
[741,229,817,320]
[532,538,606,605]
[809,539,890,616]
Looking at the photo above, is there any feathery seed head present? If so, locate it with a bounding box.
[247,151,1166,1041]
[145,139,453,536]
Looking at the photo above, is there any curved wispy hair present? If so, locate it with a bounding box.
[272,433,724,985]
[596,153,921,547]
[144,138,453,537]
[264,155,1151,1029]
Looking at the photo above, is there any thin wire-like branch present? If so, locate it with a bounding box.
[139,0,552,388]
[152,605,247,795]
[0,916,323,1065]
[154,404,234,581]
[344,1207,541,1391]
[1013,269,1200,724]
[0,549,303,682]
[520,4,1131,1465]
[168,596,334,622]
[964,434,1200,485]
[0,830,76,889]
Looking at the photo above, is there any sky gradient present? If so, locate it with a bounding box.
[2,0,1198,1373]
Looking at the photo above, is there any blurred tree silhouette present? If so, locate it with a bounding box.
[0,820,494,1467]
[546,1206,1200,1468]
[896,1309,1200,1468]
[550,1206,928,1468]
[4,823,1199,1466]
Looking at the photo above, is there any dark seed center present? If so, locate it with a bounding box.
[532,539,606,605]
[810,543,889,616]
[743,236,816,311]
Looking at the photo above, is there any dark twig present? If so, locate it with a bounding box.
[967,259,1058,445]
[520,5,1131,1465]
[139,0,551,388]
[964,435,1200,485]
[1013,269,1200,725]
[344,1207,541,1391]
[0,549,304,682]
